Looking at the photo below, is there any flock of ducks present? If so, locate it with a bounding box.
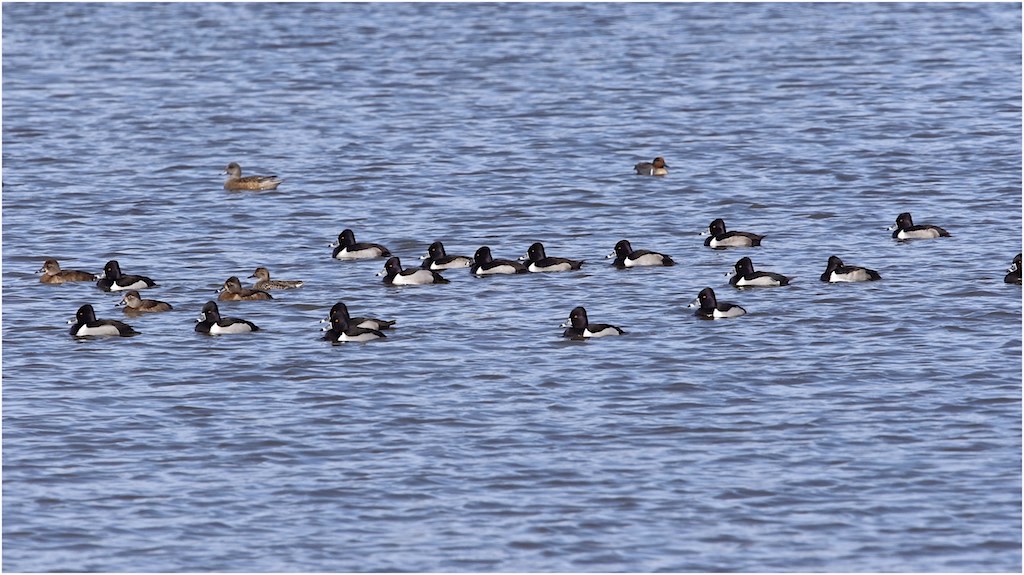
[44,160,1022,341]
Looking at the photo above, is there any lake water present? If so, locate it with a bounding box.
[2,2,1021,572]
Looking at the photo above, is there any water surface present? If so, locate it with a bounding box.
[2,3,1021,571]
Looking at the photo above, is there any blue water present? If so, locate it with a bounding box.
[2,3,1021,571]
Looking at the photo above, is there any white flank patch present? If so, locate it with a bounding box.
[584,327,621,338]
[626,253,665,267]
[337,332,382,342]
[433,259,470,270]
[393,271,434,285]
[75,324,122,336]
[530,262,571,272]
[736,275,779,287]
[897,229,940,240]
[713,306,746,319]
[829,270,870,282]
[710,236,751,248]
[335,248,379,260]
[210,322,254,335]
[476,264,517,275]
[110,279,149,291]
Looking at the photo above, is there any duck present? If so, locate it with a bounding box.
[222,162,283,191]
[331,228,392,260]
[68,304,139,337]
[689,287,746,319]
[819,255,881,282]
[378,256,450,285]
[519,242,584,272]
[703,218,764,248]
[217,276,273,301]
[38,259,96,284]
[1005,253,1022,285]
[96,260,157,292]
[561,306,625,339]
[470,246,528,275]
[321,302,396,331]
[634,156,669,176]
[890,212,951,240]
[322,313,386,343]
[195,301,260,334]
[729,257,790,287]
[420,241,473,270]
[248,267,303,290]
[607,239,675,268]
[116,290,173,313]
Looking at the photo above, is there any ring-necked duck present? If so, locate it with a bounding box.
[634,157,669,176]
[689,287,746,319]
[321,302,396,331]
[890,212,950,240]
[519,242,584,272]
[819,255,881,282]
[116,290,173,313]
[702,218,764,248]
[470,246,528,275]
[38,259,96,284]
[729,257,790,287]
[420,241,473,270]
[378,256,450,285]
[607,239,675,268]
[68,304,139,337]
[195,301,260,334]
[96,260,157,292]
[222,162,283,191]
[1005,253,1022,285]
[217,276,273,301]
[322,313,386,343]
[331,229,392,260]
[560,306,625,339]
[248,267,303,290]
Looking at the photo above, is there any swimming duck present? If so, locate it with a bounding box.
[470,246,528,275]
[519,242,584,272]
[195,301,260,334]
[248,267,303,290]
[322,313,386,343]
[1005,253,1022,285]
[607,239,675,268]
[222,162,283,191]
[634,157,669,176]
[96,260,157,292]
[116,290,173,313]
[890,212,950,240]
[819,255,881,282]
[38,259,96,284]
[217,276,273,301]
[689,287,746,319]
[420,241,473,270]
[378,257,450,285]
[729,257,790,287]
[322,302,396,331]
[68,304,139,337]
[703,218,764,248]
[561,306,625,339]
[331,229,392,260]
